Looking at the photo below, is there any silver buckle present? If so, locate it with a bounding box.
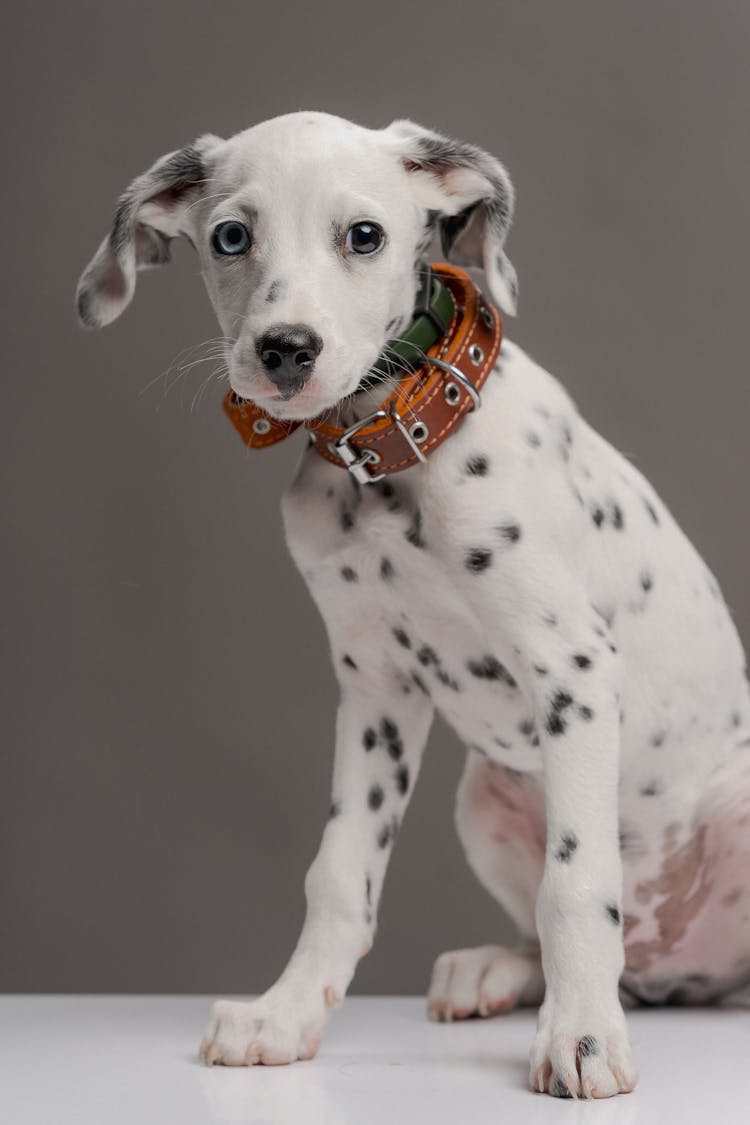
[329,408,389,484]
[327,353,481,484]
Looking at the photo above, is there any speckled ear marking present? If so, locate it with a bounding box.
[390,119,518,313]
[75,136,219,328]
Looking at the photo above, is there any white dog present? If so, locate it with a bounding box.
[77,111,750,1098]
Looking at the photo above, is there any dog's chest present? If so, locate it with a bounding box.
[283,456,543,769]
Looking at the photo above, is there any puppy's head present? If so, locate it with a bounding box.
[76,112,517,421]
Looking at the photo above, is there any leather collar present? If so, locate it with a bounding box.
[222,262,503,484]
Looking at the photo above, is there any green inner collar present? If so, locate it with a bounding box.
[366,265,455,385]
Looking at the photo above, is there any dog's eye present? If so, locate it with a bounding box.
[212,221,252,256]
[345,222,384,255]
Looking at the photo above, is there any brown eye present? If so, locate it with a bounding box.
[212,221,251,256]
[345,222,384,255]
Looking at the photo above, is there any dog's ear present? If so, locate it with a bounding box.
[386,120,518,315]
[75,134,222,329]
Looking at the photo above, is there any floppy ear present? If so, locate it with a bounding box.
[386,120,518,315]
[75,134,222,328]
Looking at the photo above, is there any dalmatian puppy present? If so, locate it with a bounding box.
[77,111,750,1098]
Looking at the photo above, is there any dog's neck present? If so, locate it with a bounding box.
[329,262,455,427]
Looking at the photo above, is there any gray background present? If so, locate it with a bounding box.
[2,0,748,994]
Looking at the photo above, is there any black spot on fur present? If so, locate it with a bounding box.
[377,815,400,850]
[556,832,579,862]
[525,430,541,448]
[395,764,410,795]
[650,729,666,747]
[405,508,425,548]
[578,1035,599,1058]
[578,705,594,721]
[643,496,660,525]
[340,507,355,532]
[606,903,621,925]
[640,570,654,592]
[378,480,402,512]
[368,785,384,811]
[363,727,377,752]
[365,875,372,905]
[342,654,358,670]
[465,547,493,573]
[546,713,566,736]
[392,627,411,649]
[329,800,341,818]
[465,454,489,477]
[551,1075,572,1099]
[265,279,285,303]
[545,689,574,736]
[411,671,430,695]
[467,655,517,687]
[498,522,522,544]
[381,717,398,741]
[436,667,460,691]
[380,556,395,580]
[572,653,592,670]
[417,645,438,667]
[380,717,403,760]
[639,779,662,797]
[592,506,605,528]
[533,664,549,677]
[610,501,625,530]
[341,566,358,582]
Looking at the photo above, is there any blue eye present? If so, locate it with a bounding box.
[345,221,385,255]
[212,221,251,256]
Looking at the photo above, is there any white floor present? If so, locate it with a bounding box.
[0,995,747,1124]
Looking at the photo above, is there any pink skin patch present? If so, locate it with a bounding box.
[470,762,546,863]
[623,793,750,986]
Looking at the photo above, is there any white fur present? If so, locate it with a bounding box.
[78,112,750,1098]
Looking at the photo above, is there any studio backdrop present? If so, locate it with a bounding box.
[2,0,748,993]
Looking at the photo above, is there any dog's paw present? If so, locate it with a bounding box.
[199,985,340,1066]
[529,995,637,1098]
[427,945,543,1021]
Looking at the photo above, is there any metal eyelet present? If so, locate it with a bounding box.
[444,382,461,406]
[480,306,494,329]
[409,421,429,444]
[469,343,484,365]
[252,418,272,435]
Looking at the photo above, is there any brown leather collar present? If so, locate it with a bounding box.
[222,263,502,484]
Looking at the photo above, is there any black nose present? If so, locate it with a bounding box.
[256,324,323,396]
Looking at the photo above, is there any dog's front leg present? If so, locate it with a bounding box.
[515,605,638,1098]
[200,684,433,1066]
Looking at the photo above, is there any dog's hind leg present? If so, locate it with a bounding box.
[428,752,546,1020]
